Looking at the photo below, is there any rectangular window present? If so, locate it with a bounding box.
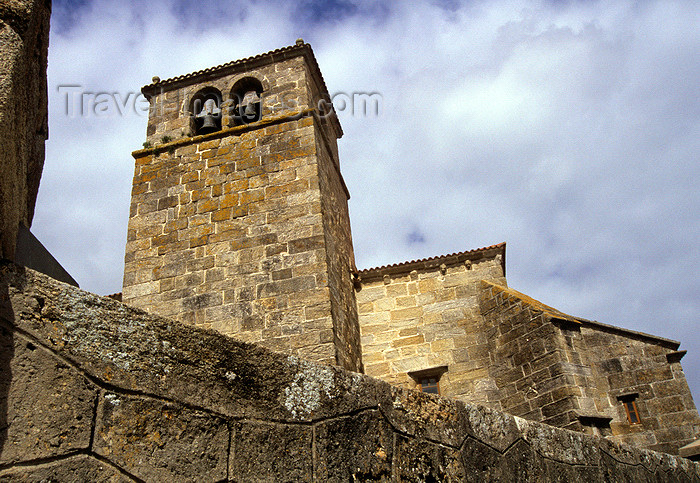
[408,366,448,396]
[418,376,440,394]
[618,394,641,425]
[623,400,640,424]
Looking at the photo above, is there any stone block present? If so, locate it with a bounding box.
[395,435,466,481]
[93,392,229,481]
[390,306,423,321]
[392,334,425,348]
[288,235,325,254]
[366,362,390,377]
[460,437,540,482]
[314,410,393,481]
[231,422,313,481]
[356,285,386,302]
[0,328,96,465]
[0,454,132,482]
[257,275,317,298]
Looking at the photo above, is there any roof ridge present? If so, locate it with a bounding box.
[141,40,331,101]
[482,280,578,322]
[482,281,680,348]
[358,242,506,274]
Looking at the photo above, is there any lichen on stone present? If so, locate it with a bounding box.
[283,356,335,419]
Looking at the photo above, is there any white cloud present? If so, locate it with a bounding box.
[34,0,700,399]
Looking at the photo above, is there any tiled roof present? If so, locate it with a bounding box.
[357,242,506,278]
[141,40,331,100]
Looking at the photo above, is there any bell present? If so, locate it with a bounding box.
[240,90,260,120]
[200,113,217,130]
[244,101,256,117]
[195,98,221,133]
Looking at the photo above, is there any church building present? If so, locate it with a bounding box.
[122,41,700,457]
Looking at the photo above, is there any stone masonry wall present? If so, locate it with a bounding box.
[124,114,341,367]
[2,262,700,481]
[315,116,363,372]
[357,246,505,404]
[478,281,700,456]
[0,0,50,259]
[580,324,700,455]
[478,282,596,432]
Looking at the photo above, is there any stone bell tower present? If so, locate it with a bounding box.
[122,41,363,372]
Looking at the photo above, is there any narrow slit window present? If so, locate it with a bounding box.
[623,400,640,424]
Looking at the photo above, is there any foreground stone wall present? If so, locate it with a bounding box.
[3,262,699,481]
[0,0,50,259]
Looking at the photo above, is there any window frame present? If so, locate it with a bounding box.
[617,394,642,425]
[417,375,440,394]
[408,366,448,396]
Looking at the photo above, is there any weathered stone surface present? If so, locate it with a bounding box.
[460,401,523,453]
[1,262,387,424]
[472,437,545,482]
[0,454,133,482]
[2,262,700,480]
[231,422,313,482]
[0,0,50,259]
[395,435,466,482]
[380,386,469,448]
[0,326,95,465]
[515,416,601,466]
[314,410,394,481]
[93,392,229,481]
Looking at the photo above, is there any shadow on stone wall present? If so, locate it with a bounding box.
[0,277,15,458]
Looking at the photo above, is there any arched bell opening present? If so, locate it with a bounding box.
[230,77,263,126]
[190,87,223,135]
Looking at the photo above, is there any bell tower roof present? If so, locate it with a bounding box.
[141,40,332,101]
[139,40,342,143]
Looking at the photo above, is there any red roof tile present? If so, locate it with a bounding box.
[141,40,331,102]
[357,242,506,279]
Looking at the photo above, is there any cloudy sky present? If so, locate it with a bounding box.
[35,0,699,399]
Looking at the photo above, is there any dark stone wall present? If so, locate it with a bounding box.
[478,280,700,456]
[479,281,587,430]
[2,262,699,481]
[314,115,363,372]
[0,0,50,259]
[580,324,700,455]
